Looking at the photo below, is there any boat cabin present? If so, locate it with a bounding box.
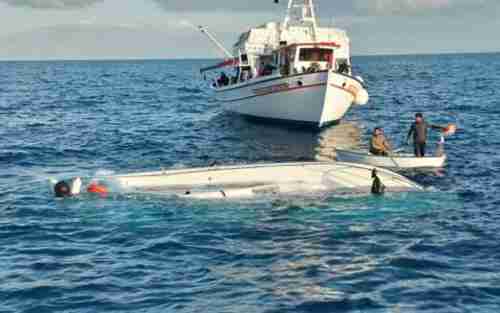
[238,42,340,80]
[204,41,352,89]
[199,0,354,89]
[274,43,339,76]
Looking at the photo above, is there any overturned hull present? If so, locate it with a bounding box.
[108,162,423,200]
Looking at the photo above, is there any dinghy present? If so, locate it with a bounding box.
[336,132,453,170]
[99,162,423,200]
[335,150,446,170]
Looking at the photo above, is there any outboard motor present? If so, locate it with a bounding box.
[371,169,385,195]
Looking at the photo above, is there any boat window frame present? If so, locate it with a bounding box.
[298,47,334,63]
[292,45,335,73]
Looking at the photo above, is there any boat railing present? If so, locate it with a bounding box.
[214,72,282,90]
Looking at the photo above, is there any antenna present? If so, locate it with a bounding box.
[197,26,234,59]
[282,0,318,41]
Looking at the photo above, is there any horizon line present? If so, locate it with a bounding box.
[0,50,499,62]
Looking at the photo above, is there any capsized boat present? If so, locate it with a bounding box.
[335,150,446,170]
[95,162,423,200]
[198,0,369,128]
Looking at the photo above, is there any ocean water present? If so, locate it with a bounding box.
[1,53,500,313]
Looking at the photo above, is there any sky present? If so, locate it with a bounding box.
[0,0,499,60]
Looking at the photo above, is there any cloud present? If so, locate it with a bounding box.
[354,0,450,13]
[0,0,280,10]
[0,0,103,9]
[0,23,215,59]
[150,0,283,11]
[352,0,495,15]
[1,0,496,17]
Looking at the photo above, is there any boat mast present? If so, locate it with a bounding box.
[282,0,318,42]
[197,25,234,59]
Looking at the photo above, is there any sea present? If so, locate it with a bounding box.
[1,53,500,313]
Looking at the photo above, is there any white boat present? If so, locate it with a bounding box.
[335,150,447,170]
[106,162,422,200]
[198,0,369,128]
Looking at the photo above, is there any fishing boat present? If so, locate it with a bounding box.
[335,150,447,170]
[94,162,421,200]
[198,0,369,128]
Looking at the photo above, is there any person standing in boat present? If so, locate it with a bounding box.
[370,127,392,156]
[406,113,445,157]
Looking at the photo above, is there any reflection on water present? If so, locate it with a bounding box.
[213,113,363,163]
[315,122,363,161]
[206,218,379,306]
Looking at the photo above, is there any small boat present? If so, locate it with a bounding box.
[336,131,454,170]
[102,162,423,200]
[335,150,447,170]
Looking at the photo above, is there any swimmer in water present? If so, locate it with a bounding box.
[371,169,385,195]
[53,177,82,198]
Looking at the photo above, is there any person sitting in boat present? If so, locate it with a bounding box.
[406,113,446,157]
[323,52,333,69]
[259,62,276,76]
[217,72,229,87]
[307,62,321,73]
[337,62,349,74]
[370,127,392,156]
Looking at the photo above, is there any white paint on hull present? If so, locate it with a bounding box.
[216,71,365,127]
[336,150,447,169]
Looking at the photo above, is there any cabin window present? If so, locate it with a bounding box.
[299,48,333,62]
[240,54,248,65]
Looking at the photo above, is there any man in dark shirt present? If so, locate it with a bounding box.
[406,113,445,157]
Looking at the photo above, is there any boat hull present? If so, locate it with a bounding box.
[216,71,366,128]
[109,162,423,200]
[336,149,447,169]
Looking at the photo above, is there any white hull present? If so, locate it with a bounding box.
[109,162,423,200]
[216,71,365,127]
[336,149,447,169]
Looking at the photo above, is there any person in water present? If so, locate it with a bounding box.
[406,112,445,157]
[369,127,392,156]
[371,169,385,195]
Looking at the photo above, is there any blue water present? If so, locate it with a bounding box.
[1,54,500,312]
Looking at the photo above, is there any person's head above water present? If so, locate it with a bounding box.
[415,112,424,123]
[373,127,384,136]
[54,180,71,198]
